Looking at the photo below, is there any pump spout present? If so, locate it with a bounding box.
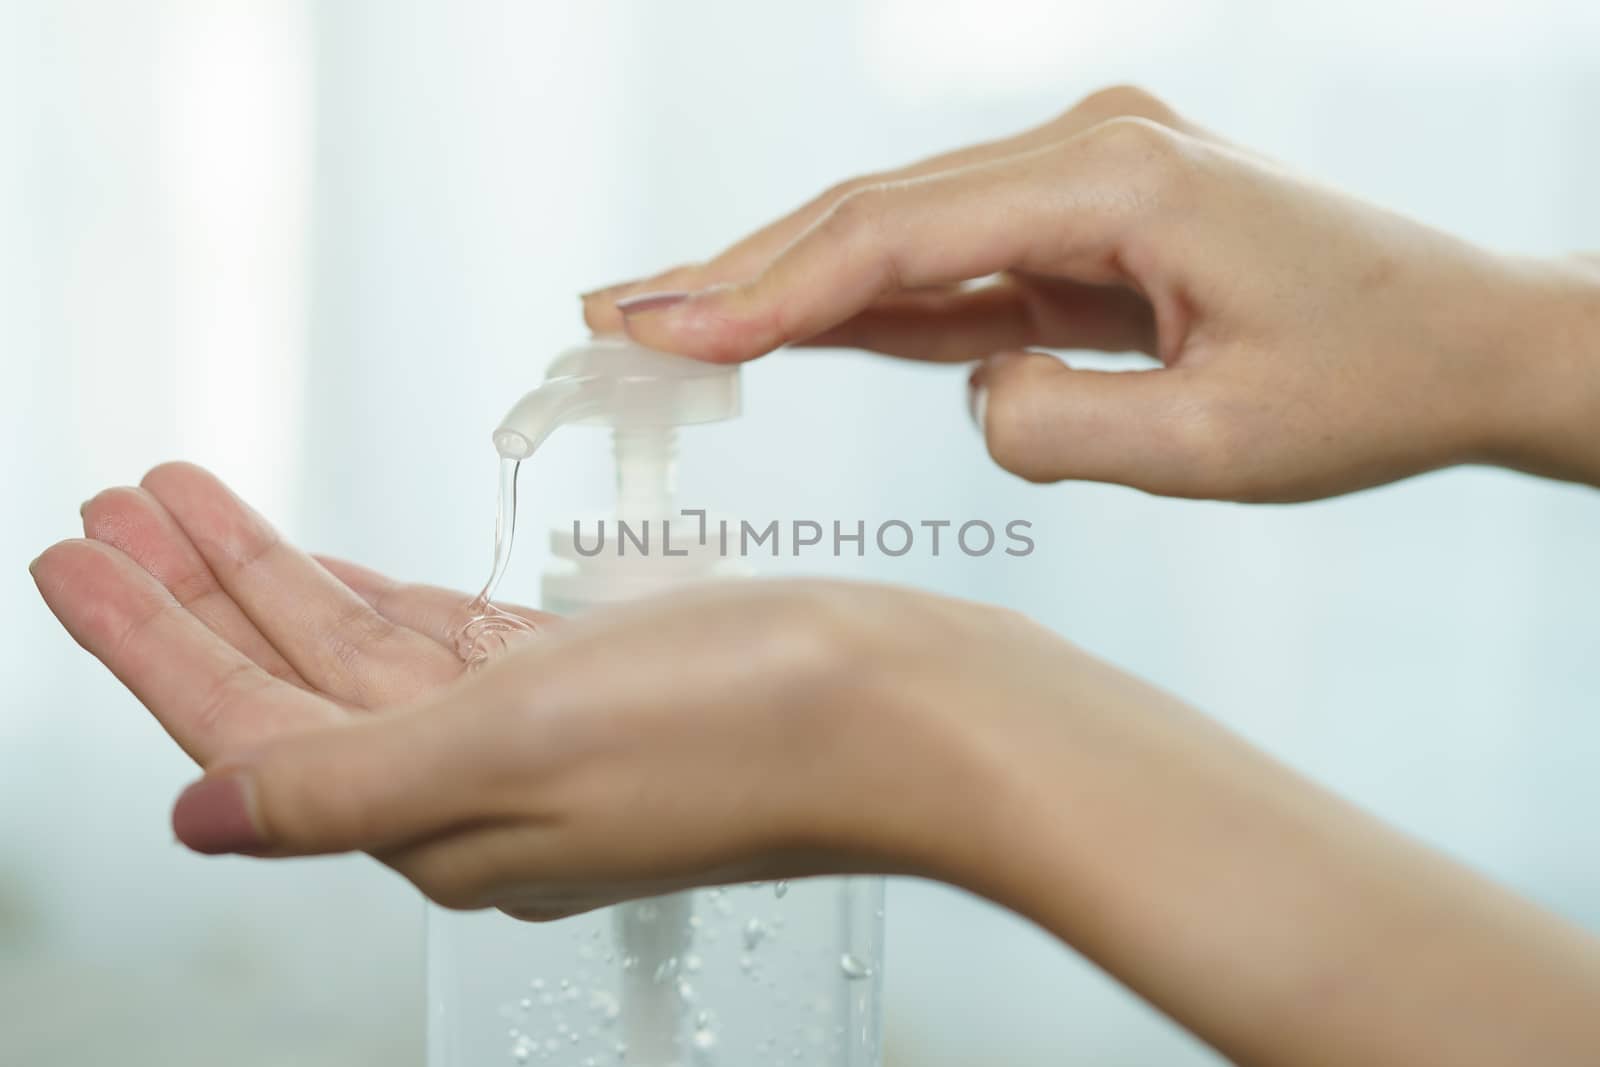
[492,376,611,459]
[493,337,740,461]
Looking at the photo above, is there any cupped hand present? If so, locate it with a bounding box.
[33,465,1600,1065]
[583,85,1600,500]
[29,463,1023,919]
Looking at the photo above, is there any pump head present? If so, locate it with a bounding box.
[497,339,747,613]
[493,338,740,460]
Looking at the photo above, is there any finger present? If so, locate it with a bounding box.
[971,350,1216,495]
[581,85,1193,335]
[314,555,556,645]
[800,275,1157,363]
[29,539,337,763]
[580,127,1061,336]
[171,697,499,857]
[81,486,311,691]
[618,127,1166,364]
[141,462,461,707]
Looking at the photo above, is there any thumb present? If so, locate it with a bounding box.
[972,350,1217,495]
[171,706,486,856]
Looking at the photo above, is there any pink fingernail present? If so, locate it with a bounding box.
[173,773,265,855]
[614,290,690,316]
[581,281,636,302]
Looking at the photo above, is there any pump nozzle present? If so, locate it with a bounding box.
[492,375,610,459]
[493,338,740,460]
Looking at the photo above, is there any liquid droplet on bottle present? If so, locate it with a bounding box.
[690,1010,718,1051]
[773,880,789,899]
[589,990,621,1023]
[839,953,873,980]
[742,918,767,950]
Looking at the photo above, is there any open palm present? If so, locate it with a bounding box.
[31,462,550,771]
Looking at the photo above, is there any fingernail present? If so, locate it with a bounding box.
[614,290,690,316]
[967,366,988,436]
[580,281,632,302]
[173,773,265,855]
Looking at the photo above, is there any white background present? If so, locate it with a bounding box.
[3,1,1599,1064]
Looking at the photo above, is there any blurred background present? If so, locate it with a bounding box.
[5,1,1600,1064]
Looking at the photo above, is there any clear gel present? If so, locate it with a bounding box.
[451,456,540,668]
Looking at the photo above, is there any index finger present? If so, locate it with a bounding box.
[29,539,338,764]
[617,130,1156,365]
[581,86,1195,335]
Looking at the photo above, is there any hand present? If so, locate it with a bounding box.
[29,463,1018,918]
[31,463,1600,1064]
[583,85,1600,501]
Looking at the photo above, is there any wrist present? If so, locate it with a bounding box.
[810,603,1092,894]
[1478,255,1600,486]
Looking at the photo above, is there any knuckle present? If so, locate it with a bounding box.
[814,176,875,210]
[802,172,891,224]
[727,586,885,717]
[766,587,864,683]
[1082,115,1181,165]
[1075,84,1179,126]
[819,183,892,241]
[983,384,1060,484]
[1074,116,1193,209]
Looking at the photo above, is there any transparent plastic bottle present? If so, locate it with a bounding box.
[428,339,886,1067]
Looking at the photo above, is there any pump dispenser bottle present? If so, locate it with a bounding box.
[428,338,886,1067]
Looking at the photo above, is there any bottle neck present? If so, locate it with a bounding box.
[612,426,678,518]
